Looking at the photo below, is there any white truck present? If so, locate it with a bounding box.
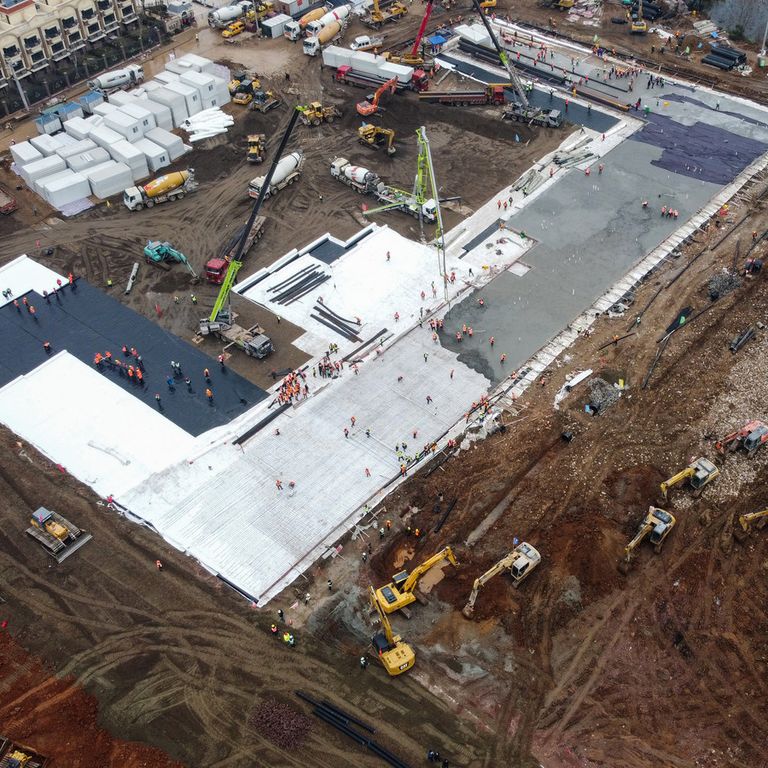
[208,1,251,28]
[329,157,436,222]
[305,4,349,36]
[303,19,343,56]
[330,157,381,193]
[350,34,384,51]
[248,151,304,199]
[88,64,144,95]
[284,5,327,41]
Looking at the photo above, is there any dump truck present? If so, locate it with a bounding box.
[0,185,18,215]
[248,151,304,199]
[303,20,343,56]
[123,170,198,211]
[88,64,144,94]
[502,103,563,127]
[419,84,507,106]
[26,506,92,563]
[330,157,382,193]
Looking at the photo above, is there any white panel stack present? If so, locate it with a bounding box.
[104,110,143,140]
[155,71,180,85]
[55,138,97,161]
[66,148,111,173]
[10,142,43,167]
[132,138,170,172]
[109,139,149,182]
[106,91,133,106]
[144,127,186,161]
[164,81,202,117]
[178,53,217,75]
[21,155,66,187]
[29,134,61,157]
[39,170,91,207]
[89,125,125,150]
[147,87,188,127]
[118,102,156,132]
[87,161,134,198]
[93,102,120,117]
[128,96,173,131]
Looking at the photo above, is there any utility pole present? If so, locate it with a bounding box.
[760,11,768,57]
[13,71,30,111]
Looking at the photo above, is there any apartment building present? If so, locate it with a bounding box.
[0,0,139,87]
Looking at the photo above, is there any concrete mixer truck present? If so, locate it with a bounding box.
[284,5,328,41]
[208,1,251,28]
[88,64,144,95]
[303,20,343,56]
[123,169,198,211]
[305,4,350,36]
[329,157,381,193]
[248,151,304,199]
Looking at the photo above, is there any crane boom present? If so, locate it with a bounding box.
[410,0,434,58]
[208,107,301,323]
[470,0,529,108]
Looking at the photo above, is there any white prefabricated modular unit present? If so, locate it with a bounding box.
[104,110,144,140]
[66,148,111,172]
[39,170,91,207]
[147,87,189,127]
[178,53,217,74]
[261,13,291,37]
[10,142,43,167]
[144,127,186,161]
[21,155,66,185]
[132,138,170,172]
[129,96,173,131]
[155,70,180,85]
[163,81,202,117]
[106,90,133,106]
[89,125,126,151]
[109,139,150,181]
[87,161,134,198]
[29,134,61,156]
[118,102,156,132]
[55,138,97,161]
[93,102,121,117]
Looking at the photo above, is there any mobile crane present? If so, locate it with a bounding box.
[462,542,540,618]
[385,0,434,66]
[375,546,458,614]
[198,107,301,359]
[357,124,397,155]
[356,77,397,117]
[368,586,415,675]
[715,420,768,457]
[618,506,675,573]
[660,458,720,499]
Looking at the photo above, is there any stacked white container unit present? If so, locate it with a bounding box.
[129,96,173,130]
[40,171,91,207]
[66,148,111,173]
[132,138,170,172]
[178,53,218,74]
[119,102,156,132]
[93,102,121,117]
[88,162,134,198]
[63,116,96,141]
[144,128,186,161]
[89,125,125,151]
[104,110,144,141]
[147,86,189,127]
[179,70,219,109]
[164,81,202,118]
[55,139,97,162]
[109,140,150,181]
[105,90,133,107]
[21,155,66,187]
[11,142,43,167]
[29,134,61,156]
[155,71,180,85]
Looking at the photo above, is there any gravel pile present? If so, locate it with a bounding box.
[249,698,313,750]
[708,270,742,300]
[588,378,621,413]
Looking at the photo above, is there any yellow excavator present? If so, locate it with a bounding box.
[358,124,396,155]
[660,457,719,499]
[629,0,647,33]
[297,102,342,126]
[734,508,768,542]
[619,506,676,573]
[368,586,415,675]
[462,542,540,618]
[375,546,458,614]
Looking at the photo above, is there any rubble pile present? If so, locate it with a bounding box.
[248,698,313,750]
[588,378,621,413]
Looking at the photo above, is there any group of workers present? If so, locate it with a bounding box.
[275,368,310,405]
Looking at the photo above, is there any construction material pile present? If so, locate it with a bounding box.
[181,108,235,142]
[708,270,742,300]
[248,697,313,750]
[587,377,621,414]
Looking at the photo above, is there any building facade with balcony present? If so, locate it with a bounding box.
[0,0,139,84]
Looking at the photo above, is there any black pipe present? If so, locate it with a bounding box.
[314,306,360,336]
[283,274,331,305]
[310,313,360,341]
[314,302,361,326]
[319,699,376,734]
[267,263,317,293]
[271,271,323,303]
[342,329,388,362]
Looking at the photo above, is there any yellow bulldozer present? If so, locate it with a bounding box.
[619,506,675,573]
[660,457,719,500]
[25,506,92,563]
[358,124,397,156]
[462,542,541,618]
[246,134,266,164]
[375,545,458,614]
[368,586,415,676]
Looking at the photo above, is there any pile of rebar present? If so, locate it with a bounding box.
[311,302,362,342]
[268,265,330,306]
[248,697,314,750]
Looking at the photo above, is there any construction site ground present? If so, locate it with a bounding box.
[1,3,768,767]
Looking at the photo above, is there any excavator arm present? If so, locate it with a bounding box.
[400,546,458,594]
[462,552,516,617]
[622,521,654,560]
[739,509,768,532]
[369,586,394,645]
[356,77,397,116]
[660,467,694,499]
